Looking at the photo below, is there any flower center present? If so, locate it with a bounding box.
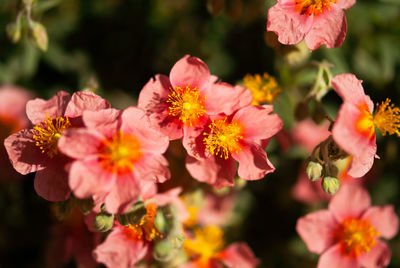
[32,114,71,158]
[295,0,337,16]
[183,226,224,266]
[373,98,400,137]
[335,218,379,258]
[203,117,244,159]
[166,84,206,126]
[355,102,375,140]
[124,204,161,242]
[243,73,281,105]
[98,131,143,174]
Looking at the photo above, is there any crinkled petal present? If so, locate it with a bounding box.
[347,147,376,178]
[362,205,399,240]
[217,243,259,268]
[296,210,337,254]
[328,184,371,222]
[169,55,211,90]
[331,74,369,106]
[358,241,391,268]
[336,0,355,9]
[26,91,71,125]
[82,108,121,137]
[133,154,171,184]
[182,121,209,158]
[58,128,102,159]
[64,91,110,118]
[305,7,347,50]
[34,163,70,201]
[317,244,358,268]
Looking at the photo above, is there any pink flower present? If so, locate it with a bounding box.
[297,184,399,268]
[0,85,33,181]
[58,107,170,213]
[331,74,400,177]
[183,226,259,268]
[185,105,283,188]
[267,0,355,50]
[4,91,110,201]
[138,55,252,142]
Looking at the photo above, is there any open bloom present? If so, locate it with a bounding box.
[331,74,400,177]
[138,55,252,142]
[297,184,399,268]
[267,0,355,50]
[58,107,170,213]
[183,226,259,268]
[185,105,283,188]
[4,91,110,201]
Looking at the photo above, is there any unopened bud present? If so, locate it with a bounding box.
[6,22,21,43]
[116,201,146,226]
[30,22,48,51]
[306,161,323,182]
[153,240,173,261]
[94,212,114,232]
[322,176,340,195]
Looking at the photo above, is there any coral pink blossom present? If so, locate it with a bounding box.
[138,55,252,143]
[58,107,170,214]
[4,91,110,201]
[0,85,33,181]
[297,184,399,268]
[267,0,355,50]
[185,105,283,188]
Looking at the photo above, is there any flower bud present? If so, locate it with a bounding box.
[116,201,146,226]
[30,22,48,51]
[74,197,94,215]
[153,240,173,261]
[306,161,323,182]
[94,212,114,232]
[322,176,340,195]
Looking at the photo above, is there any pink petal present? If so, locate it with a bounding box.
[328,184,371,222]
[169,55,211,90]
[82,108,121,137]
[185,155,236,188]
[151,188,190,222]
[0,85,33,124]
[218,243,259,268]
[358,241,391,268]
[362,205,399,240]
[133,154,171,183]
[233,144,275,181]
[120,107,169,155]
[305,7,347,50]
[292,168,331,204]
[267,2,313,45]
[292,119,330,153]
[331,74,369,106]
[26,91,71,125]
[182,121,209,158]
[317,244,358,268]
[4,129,46,174]
[34,163,71,201]
[336,0,356,9]
[203,83,252,115]
[58,128,102,159]
[347,147,376,178]
[296,210,338,254]
[233,105,283,141]
[64,91,110,118]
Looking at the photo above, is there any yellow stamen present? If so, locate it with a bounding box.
[166,84,206,126]
[243,73,281,105]
[183,226,224,266]
[98,131,143,174]
[335,218,379,257]
[373,98,400,137]
[124,204,161,242]
[295,0,337,16]
[203,117,244,159]
[32,114,71,158]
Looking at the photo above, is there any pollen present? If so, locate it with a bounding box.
[32,114,71,158]
[183,226,224,266]
[166,84,206,126]
[98,131,143,174]
[203,117,244,159]
[373,98,400,137]
[295,0,337,16]
[334,218,379,258]
[124,203,162,242]
[243,73,281,105]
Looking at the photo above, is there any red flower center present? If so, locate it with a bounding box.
[295,0,337,16]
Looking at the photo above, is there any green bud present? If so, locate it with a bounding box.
[94,212,114,232]
[30,22,48,51]
[306,161,323,182]
[74,197,94,215]
[155,210,167,234]
[322,176,340,195]
[116,201,146,226]
[6,22,21,43]
[153,240,173,261]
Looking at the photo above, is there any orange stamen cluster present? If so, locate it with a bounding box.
[295,0,337,16]
[373,98,400,137]
[98,131,143,174]
[124,203,161,242]
[243,73,281,105]
[167,84,206,126]
[32,114,71,158]
[203,117,244,159]
[335,218,379,258]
